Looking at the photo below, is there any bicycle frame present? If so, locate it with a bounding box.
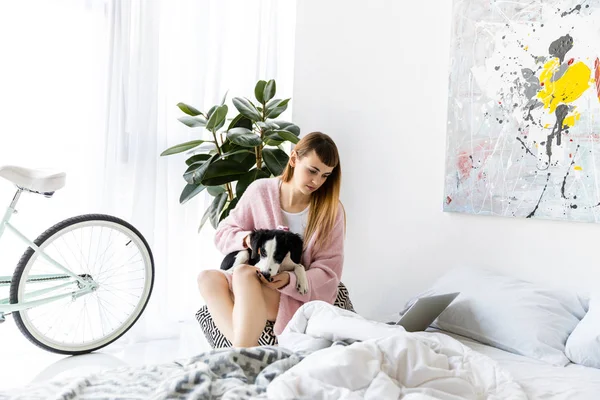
[0,188,97,315]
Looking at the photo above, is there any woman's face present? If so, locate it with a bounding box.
[291,150,334,195]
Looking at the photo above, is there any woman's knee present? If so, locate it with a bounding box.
[197,270,227,295]
[232,264,257,280]
[232,264,259,290]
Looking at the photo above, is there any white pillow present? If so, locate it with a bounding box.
[405,267,586,366]
[566,294,600,368]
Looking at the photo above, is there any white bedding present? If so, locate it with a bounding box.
[271,301,527,399]
[438,330,600,400]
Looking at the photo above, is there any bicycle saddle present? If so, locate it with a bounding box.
[0,165,66,193]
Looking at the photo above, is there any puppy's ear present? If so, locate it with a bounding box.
[287,232,304,263]
[249,230,261,260]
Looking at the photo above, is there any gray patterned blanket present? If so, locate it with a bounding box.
[0,345,319,400]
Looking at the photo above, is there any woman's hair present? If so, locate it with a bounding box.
[280,131,345,251]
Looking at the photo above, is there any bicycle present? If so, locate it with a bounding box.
[0,165,155,355]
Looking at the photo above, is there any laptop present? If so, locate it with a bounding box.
[395,292,460,332]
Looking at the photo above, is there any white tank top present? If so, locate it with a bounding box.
[281,205,309,238]
[279,180,309,238]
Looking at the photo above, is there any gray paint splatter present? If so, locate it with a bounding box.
[551,62,569,82]
[561,4,582,17]
[545,104,569,164]
[524,99,543,123]
[527,173,552,218]
[521,68,541,99]
[561,145,580,199]
[549,34,573,63]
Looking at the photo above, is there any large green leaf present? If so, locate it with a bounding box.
[199,192,228,231]
[207,185,226,196]
[232,97,262,121]
[262,148,289,176]
[236,168,270,197]
[227,128,262,147]
[177,102,203,117]
[271,130,299,144]
[266,99,290,119]
[263,80,276,103]
[218,148,253,160]
[161,140,209,156]
[265,98,280,110]
[220,139,239,154]
[254,80,267,104]
[257,121,282,131]
[177,115,206,128]
[220,197,239,222]
[177,116,207,128]
[207,105,218,119]
[272,120,300,136]
[201,158,249,186]
[183,154,217,184]
[220,90,228,106]
[263,133,284,146]
[180,183,205,204]
[228,113,253,131]
[206,104,228,131]
[203,158,248,179]
[238,152,258,170]
[185,153,211,166]
[227,127,252,136]
[202,172,246,186]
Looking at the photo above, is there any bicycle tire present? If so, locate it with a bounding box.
[9,214,154,355]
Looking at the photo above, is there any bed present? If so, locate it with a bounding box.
[1,267,598,399]
[440,330,600,399]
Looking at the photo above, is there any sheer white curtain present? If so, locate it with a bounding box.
[0,0,296,342]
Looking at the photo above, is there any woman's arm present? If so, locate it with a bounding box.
[214,181,261,255]
[278,206,345,302]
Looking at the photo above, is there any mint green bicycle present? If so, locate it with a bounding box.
[0,166,154,355]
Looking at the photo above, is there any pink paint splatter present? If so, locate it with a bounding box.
[457,152,473,180]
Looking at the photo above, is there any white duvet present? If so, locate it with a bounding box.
[268,301,527,400]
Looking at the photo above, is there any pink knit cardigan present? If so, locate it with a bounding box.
[214,176,345,336]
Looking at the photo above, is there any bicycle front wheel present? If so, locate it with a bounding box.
[9,214,154,355]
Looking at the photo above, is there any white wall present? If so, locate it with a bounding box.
[292,0,599,322]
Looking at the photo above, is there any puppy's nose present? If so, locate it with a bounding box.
[262,272,272,282]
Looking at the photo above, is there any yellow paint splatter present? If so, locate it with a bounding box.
[524,46,529,51]
[544,123,550,128]
[563,111,581,128]
[537,59,592,113]
[574,166,583,171]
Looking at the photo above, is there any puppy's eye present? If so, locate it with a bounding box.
[261,248,267,256]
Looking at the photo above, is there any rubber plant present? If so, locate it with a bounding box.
[160,79,300,231]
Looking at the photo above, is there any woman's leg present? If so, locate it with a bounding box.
[197,270,235,342]
[231,265,281,347]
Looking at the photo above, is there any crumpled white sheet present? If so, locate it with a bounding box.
[268,301,528,400]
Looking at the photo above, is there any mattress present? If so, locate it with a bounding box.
[436,330,600,399]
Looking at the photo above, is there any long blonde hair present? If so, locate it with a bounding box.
[281,131,344,251]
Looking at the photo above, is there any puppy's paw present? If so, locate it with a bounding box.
[296,276,309,295]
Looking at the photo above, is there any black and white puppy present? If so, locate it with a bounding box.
[220,229,308,294]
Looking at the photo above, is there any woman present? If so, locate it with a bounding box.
[197,131,345,347]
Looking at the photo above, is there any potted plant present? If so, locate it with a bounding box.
[161,79,300,232]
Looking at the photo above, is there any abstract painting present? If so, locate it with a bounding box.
[444,0,600,222]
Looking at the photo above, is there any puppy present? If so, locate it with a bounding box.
[220,229,308,294]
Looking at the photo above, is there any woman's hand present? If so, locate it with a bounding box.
[256,270,290,290]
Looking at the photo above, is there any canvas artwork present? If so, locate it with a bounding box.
[444,0,600,222]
